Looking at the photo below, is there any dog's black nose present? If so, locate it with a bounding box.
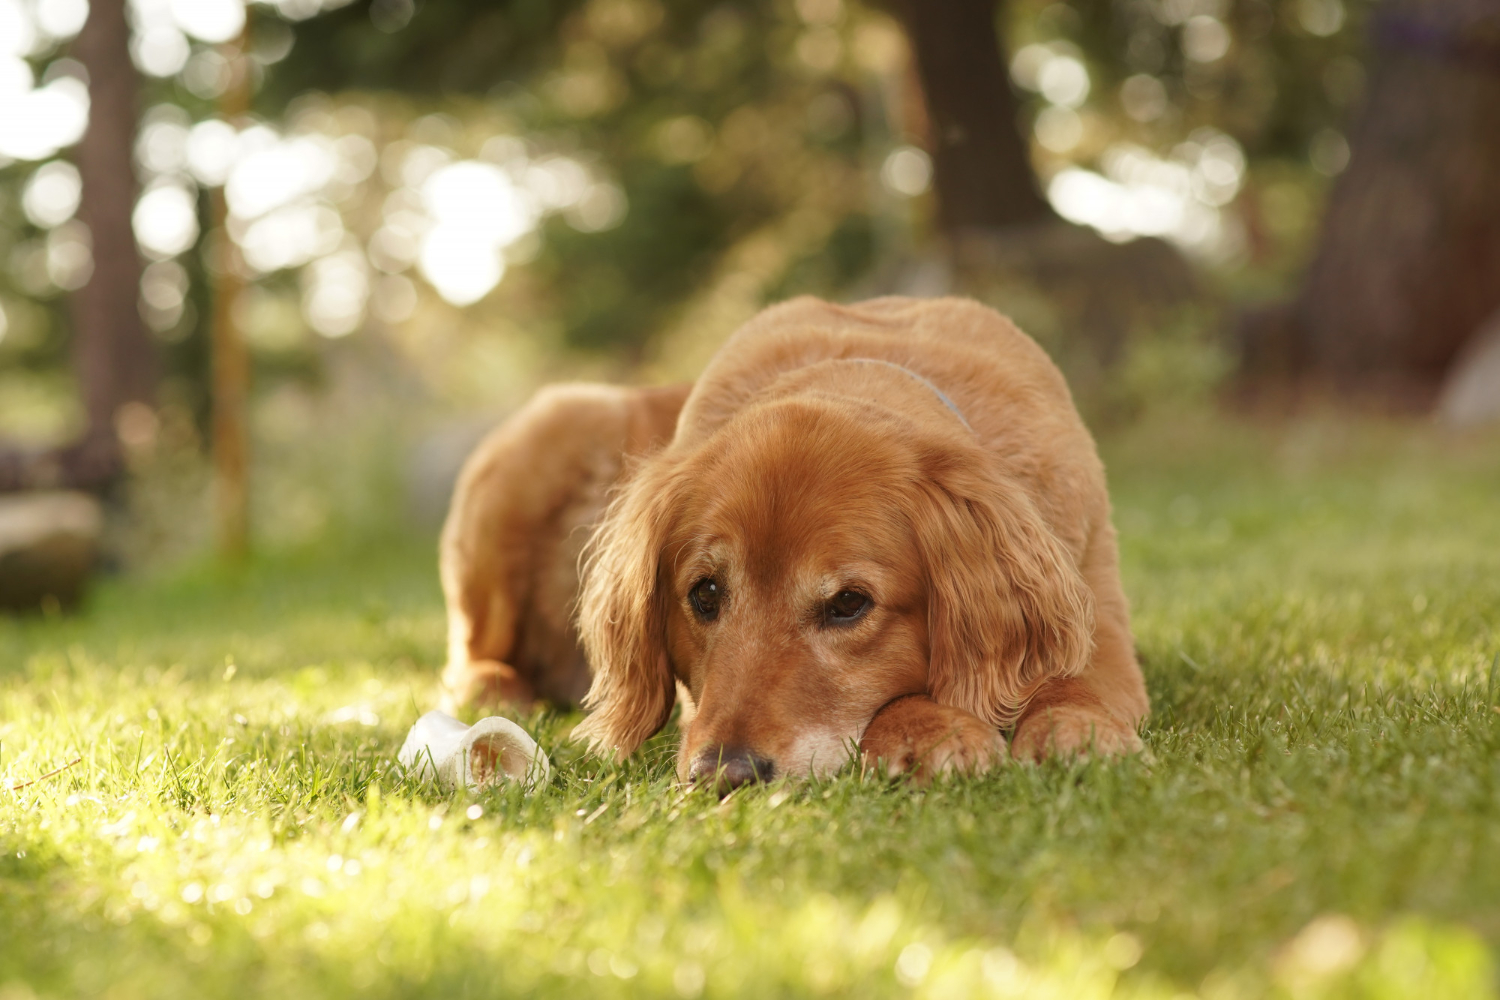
[688,746,775,796]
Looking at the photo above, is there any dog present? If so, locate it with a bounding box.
[439,297,1149,789]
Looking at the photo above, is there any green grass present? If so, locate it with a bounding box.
[3,413,1498,999]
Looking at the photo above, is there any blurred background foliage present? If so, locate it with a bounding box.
[0,0,1480,564]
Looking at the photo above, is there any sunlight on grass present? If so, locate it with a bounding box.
[2,415,1498,998]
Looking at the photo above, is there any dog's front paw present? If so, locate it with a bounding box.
[1010,704,1142,761]
[860,696,1005,783]
[439,659,535,715]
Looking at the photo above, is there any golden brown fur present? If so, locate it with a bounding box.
[438,382,689,714]
[438,297,1148,785]
[573,296,1149,784]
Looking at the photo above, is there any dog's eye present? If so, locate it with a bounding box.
[689,578,721,621]
[825,590,870,624]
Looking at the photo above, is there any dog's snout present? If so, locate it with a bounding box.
[688,745,775,795]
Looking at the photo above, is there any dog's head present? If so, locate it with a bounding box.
[574,390,1093,789]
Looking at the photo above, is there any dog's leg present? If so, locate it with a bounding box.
[860,694,1006,782]
[437,383,690,716]
[1010,523,1149,760]
[438,585,534,715]
[439,476,534,715]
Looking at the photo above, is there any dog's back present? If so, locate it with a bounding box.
[675,295,1106,563]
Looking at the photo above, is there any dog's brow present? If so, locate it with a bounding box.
[846,358,973,433]
[672,533,723,579]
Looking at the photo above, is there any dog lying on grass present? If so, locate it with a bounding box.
[439,297,1148,789]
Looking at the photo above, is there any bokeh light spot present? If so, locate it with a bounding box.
[880,146,931,197]
[22,159,83,228]
[133,182,200,259]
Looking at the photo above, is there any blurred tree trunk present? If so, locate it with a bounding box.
[0,0,151,493]
[67,0,154,484]
[880,0,1197,413]
[894,0,1053,232]
[212,30,253,560]
[1241,0,1500,400]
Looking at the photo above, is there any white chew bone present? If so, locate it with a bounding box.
[398,711,550,791]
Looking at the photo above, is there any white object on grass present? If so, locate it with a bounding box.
[1436,306,1500,428]
[398,711,550,791]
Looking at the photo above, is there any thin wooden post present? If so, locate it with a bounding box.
[211,22,252,561]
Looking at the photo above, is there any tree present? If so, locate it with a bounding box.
[894,0,1052,233]
[1241,0,1500,400]
[0,0,154,493]
[67,0,156,476]
[886,0,1197,404]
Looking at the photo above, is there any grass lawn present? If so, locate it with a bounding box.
[2,414,1498,999]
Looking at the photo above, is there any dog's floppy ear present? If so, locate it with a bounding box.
[573,455,680,756]
[912,451,1095,729]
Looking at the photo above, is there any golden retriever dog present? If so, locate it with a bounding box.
[440,296,1148,790]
